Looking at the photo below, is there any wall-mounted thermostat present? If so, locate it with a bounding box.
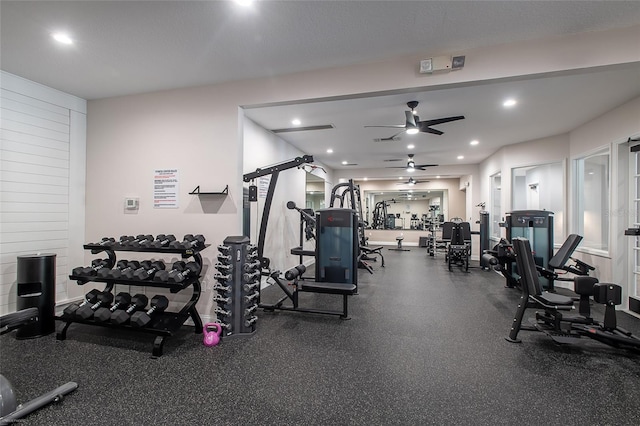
[124,197,139,210]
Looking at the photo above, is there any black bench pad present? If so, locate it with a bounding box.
[300,281,357,295]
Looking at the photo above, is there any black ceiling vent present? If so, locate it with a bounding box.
[271,124,334,133]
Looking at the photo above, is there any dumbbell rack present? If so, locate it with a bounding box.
[56,242,208,357]
[213,236,259,338]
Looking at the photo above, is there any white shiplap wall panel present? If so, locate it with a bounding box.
[1,170,69,186]
[1,161,70,177]
[1,139,69,159]
[0,88,70,116]
[1,109,70,134]
[0,119,69,142]
[1,129,70,151]
[0,72,86,315]
[1,181,69,195]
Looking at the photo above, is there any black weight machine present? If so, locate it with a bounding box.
[329,180,384,271]
[505,237,639,351]
[243,156,357,319]
[483,233,595,290]
[1,308,78,424]
[440,220,472,271]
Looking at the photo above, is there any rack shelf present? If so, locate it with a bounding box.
[189,185,228,195]
[56,239,205,357]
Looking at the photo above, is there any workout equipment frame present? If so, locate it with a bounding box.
[1,308,78,424]
[506,237,640,351]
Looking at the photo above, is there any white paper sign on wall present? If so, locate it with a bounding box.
[153,169,179,209]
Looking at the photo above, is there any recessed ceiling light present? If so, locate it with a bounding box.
[408,190,413,193]
[457,155,464,160]
[398,177,403,180]
[503,99,517,108]
[436,175,441,179]
[291,118,301,126]
[326,148,333,154]
[407,144,415,150]
[363,177,368,181]
[52,32,73,45]
[341,160,348,165]
[470,140,479,146]
[234,0,254,6]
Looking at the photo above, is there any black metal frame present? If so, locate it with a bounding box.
[260,271,356,319]
[506,238,640,351]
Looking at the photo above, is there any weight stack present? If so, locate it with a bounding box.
[213,236,258,338]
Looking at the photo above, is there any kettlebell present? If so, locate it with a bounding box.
[203,322,222,347]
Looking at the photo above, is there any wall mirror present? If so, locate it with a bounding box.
[363,189,448,230]
[305,172,325,211]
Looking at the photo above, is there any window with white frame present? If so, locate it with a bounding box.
[490,172,501,240]
[574,150,609,252]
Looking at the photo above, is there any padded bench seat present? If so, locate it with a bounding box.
[300,281,357,295]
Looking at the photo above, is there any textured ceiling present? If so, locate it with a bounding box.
[1,1,639,100]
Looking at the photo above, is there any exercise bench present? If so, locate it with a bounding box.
[260,266,357,319]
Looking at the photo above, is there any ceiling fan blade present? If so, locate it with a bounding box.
[404,111,417,127]
[415,164,439,168]
[420,126,444,135]
[419,115,465,126]
[364,125,406,128]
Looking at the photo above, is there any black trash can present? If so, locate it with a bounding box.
[16,254,56,339]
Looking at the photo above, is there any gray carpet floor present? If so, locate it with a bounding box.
[1,246,639,425]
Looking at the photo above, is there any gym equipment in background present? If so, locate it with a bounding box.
[476,208,491,269]
[0,308,78,423]
[505,237,639,351]
[442,221,472,271]
[503,210,554,290]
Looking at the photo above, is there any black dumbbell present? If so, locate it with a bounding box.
[128,234,155,248]
[133,260,166,280]
[71,259,110,277]
[153,261,186,282]
[63,289,101,317]
[90,237,116,247]
[170,234,205,250]
[116,235,135,247]
[76,291,114,320]
[167,262,199,283]
[93,292,131,322]
[111,294,149,325]
[152,234,176,249]
[130,295,169,327]
[108,261,141,279]
[97,259,128,278]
